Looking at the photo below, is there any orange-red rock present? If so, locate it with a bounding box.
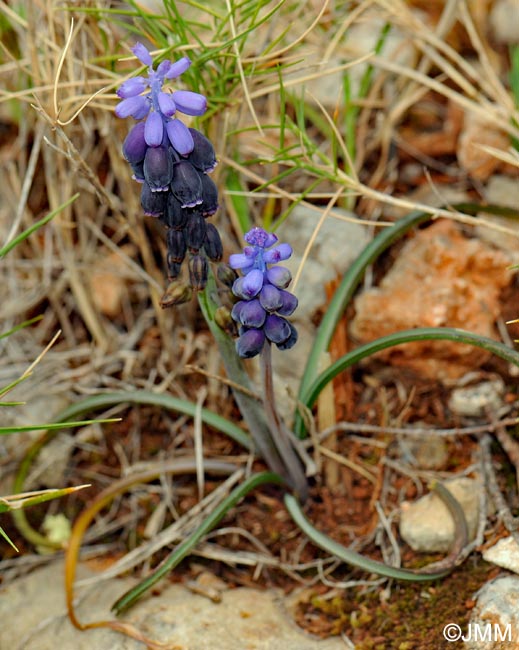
[350,219,512,380]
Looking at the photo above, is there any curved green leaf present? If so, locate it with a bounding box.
[295,203,519,435]
[301,327,519,411]
[112,471,284,614]
[284,481,468,582]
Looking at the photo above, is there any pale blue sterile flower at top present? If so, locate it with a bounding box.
[229,227,298,358]
[115,42,207,155]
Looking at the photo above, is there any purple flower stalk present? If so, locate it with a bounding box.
[116,43,222,297]
[229,227,298,358]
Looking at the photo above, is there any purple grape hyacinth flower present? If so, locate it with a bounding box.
[115,43,207,155]
[229,227,298,358]
[116,43,222,297]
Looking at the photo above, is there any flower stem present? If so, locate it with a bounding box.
[260,343,308,501]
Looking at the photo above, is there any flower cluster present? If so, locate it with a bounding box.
[116,43,221,295]
[229,227,298,358]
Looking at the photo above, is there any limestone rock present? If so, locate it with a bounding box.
[448,378,506,418]
[0,561,344,650]
[483,536,519,574]
[490,0,519,44]
[465,576,519,649]
[478,175,519,261]
[399,477,480,553]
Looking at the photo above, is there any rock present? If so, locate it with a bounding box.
[0,394,70,495]
[483,536,519,574]
[303,10,415,107]
[0,561,344,650]
[464,576,519,649]
[490,0,519,44]
[26,431,75,488]
[399,477,480,553]
[273,206,369,419]
[88,247,133,318]
[478,175,519,261]
[350,219,512,381]
[448,378,506,418]
[276,205,369,320]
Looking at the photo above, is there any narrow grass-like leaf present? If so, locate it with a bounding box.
[0,316,42,341]
[284,480,467,582]
[344,22,391,169]
[51,391,251,450]
[0,193,79,258]
[301,327,519,413]
[0,485,90,513]
[295,208,431,435]
[0,526,18,552]
[0,374,31,400]
[112,471,284,614]
[0,418,118,436]
[295,203,519,436]
[11,390,251,548]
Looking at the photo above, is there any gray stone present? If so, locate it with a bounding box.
[273,206,369,419]
[0,561,344,650]
[399,477,480,553]
[490,0,519,44]
[277,205,369,319]
[478,175,519,261]
[448,378,506,418]
[483,536,519,574]
[465,576,519,649]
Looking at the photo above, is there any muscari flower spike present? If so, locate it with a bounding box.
[229,227,298,358]
[116,43,222,298]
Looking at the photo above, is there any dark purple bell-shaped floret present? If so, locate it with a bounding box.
[276,322,298,350]
[186,211,207,250]
[277,290,298,316]
[123,122,148,164]
[264,314,291,344]
[259,283,283,312]
[236,328,266,358]
[204,223,223,262]
[141,182,167,216]
[143,145,173,191]
[167,229,187,264]
[186,128,217,172]
[236,299,266,328]
[163,193,188,230]
[189,254,208,291]
[199,172,219,216]
[170,160,203,208]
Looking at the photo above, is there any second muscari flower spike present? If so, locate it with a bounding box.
[115,43,221,300]
[229,227,298,358]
